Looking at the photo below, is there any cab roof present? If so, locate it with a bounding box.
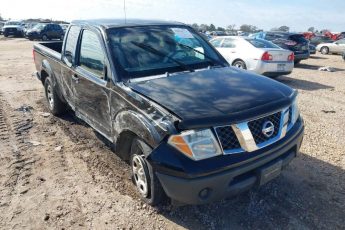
[71,19,185,29]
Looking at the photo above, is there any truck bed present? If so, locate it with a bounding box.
[34,41,63,62]
[40,42,63,53]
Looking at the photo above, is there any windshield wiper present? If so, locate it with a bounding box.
[165,40,226,68]
[131,41,195,73]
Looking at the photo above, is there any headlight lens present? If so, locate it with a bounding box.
[291,98,300,125]
[168,129,222,161]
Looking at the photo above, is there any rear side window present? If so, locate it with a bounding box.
[210,38,223,47]
[221,39,236,48]
[64,26,81,65]
[78,30,105,77]
[246,39,279,48]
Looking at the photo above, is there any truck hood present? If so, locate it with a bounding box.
[3,25,22,29]
[128,67,295,130]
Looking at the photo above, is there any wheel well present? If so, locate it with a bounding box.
[115,130,138,161]
[40,70,49,84]
[232,59,244,66]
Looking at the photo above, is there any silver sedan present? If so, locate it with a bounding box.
[316,39,345,55]
[210,36,295,77]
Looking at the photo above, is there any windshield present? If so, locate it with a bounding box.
[107,25,226,79]
[33,23,46,30]
[245,38,280,48]
[5,21,21,26]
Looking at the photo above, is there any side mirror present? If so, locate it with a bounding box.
[63,55,73,68]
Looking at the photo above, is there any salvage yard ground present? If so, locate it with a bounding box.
[0,37,344,229]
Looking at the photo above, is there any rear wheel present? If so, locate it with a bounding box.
[232,60,247,69]
[4,32,8,37]
[130,138,166,205]
[44,78,66,115]
[321,47,329,55]
[42,34,48,41]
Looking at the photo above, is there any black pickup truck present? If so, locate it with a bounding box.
[33,19,304,205]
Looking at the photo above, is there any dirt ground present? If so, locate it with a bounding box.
[0,37,344,230]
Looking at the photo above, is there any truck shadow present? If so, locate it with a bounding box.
[277,76,334,91]
[158,153,345,229]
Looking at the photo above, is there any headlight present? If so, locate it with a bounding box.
[168,129,222,161]
[291,98,300,125]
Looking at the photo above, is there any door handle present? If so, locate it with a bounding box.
[72,74,79,83]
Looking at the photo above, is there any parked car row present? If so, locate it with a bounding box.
[210,36,294,77]
[1,20,67,41]
[2,21,25,37]
[316,38,345,55]
[249,32,310,64]
[25,23,65,41]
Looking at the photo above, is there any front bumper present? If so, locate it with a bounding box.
[4,28,22,36]
[153,118,304,205]
[26,33,40,39]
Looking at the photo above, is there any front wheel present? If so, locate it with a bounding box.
[44,78,66,115]
[321,47,329,55]
[232,60,247,69]
[130,138,166,205]
[42,34,48,41]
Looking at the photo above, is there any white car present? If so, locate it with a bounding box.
[210,36,294,77]
[316,39,345,55]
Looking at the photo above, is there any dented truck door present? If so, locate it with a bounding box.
[72,29,112,139]
[60,25,81,109]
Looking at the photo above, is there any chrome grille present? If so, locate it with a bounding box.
[247,112,281,145]
[214,126,241,151]
[214,109,287,154]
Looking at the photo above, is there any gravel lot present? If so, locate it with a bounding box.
[0,37,344,230]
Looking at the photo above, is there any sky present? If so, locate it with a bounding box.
[1,0,345,32]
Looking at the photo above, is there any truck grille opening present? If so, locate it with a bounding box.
[214,126,241,150]
[248,112,281,145]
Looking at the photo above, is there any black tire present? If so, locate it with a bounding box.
[4,32,8,37]
[42,34,48,41]
[321,46,329,55]
[232,60,247,70]
[44,77,66,115]
[130,138,166,206]
[294,60,301,64]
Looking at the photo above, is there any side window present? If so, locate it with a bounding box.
[337,39,345,44]
[210,39,222,48]
[222,39,236,48]
[78,30,105,78]
[64,26,81,65]
[265,33,276,41]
